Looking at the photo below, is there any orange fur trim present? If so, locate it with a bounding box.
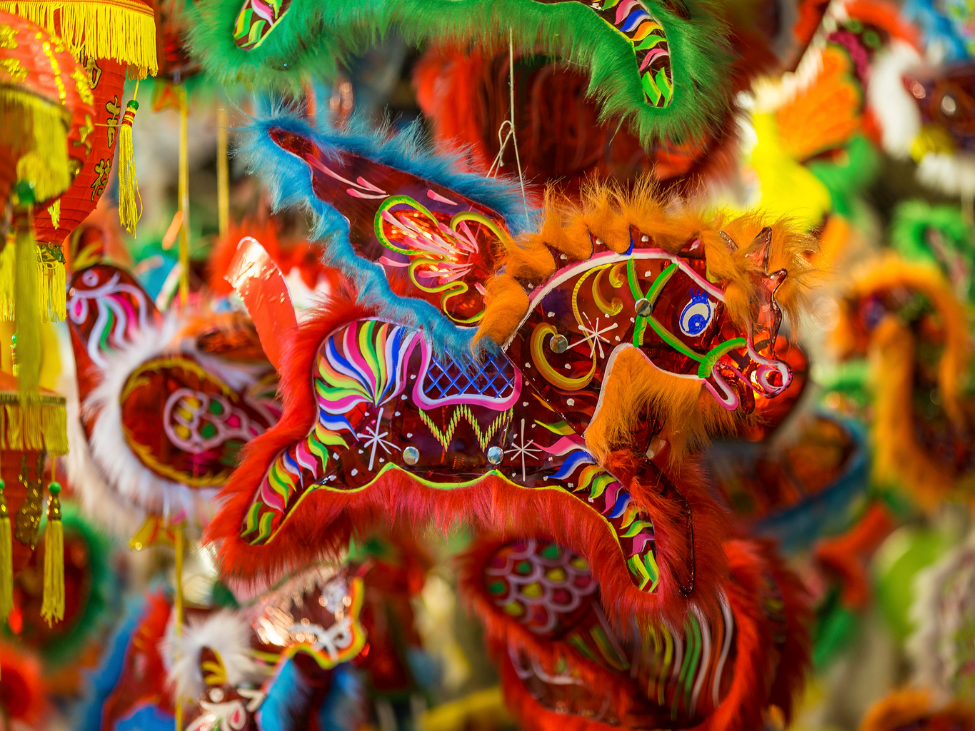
[587,349,742,470]
[485,182,817,339]
[491,183,817,465]
[833,258,973,506]
[871,320,975,507]
[474,274,530,349]
[774,47,862,163]
[859,690,975,731]
[836,257,969,419]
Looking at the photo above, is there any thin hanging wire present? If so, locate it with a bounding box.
[487,29,527,208]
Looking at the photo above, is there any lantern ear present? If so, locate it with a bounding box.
[240,109,537,352]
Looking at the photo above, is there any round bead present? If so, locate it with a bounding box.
[402,446,420,466]
[486,446,503,465]
[549,334,569,354]
[635,298,654,317]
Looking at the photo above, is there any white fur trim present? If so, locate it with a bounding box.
[82,313,242,526]
[868,42,925,157]
[161,609,263,702]
[917,152,975,198]
[907,530,975,701]
[235,562,344,608]
[56,324,147,537]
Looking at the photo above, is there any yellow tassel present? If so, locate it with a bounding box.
[40,481,63,626]
[217,107,229,241]
[118,96,141,237]
[0,242,15,322]
[174,520,184,731]
[0,480,12,623]
[12,185,41,399]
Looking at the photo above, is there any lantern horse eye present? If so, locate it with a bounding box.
[679,290,714,337]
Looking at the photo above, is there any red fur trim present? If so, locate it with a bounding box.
[845,0,921,48]
[457,535,637,706]
[0,642,44,724]
[761,542,813,723]
[205,285,373,588]
[814,502,895,609]
[214,465,704,627]
[608,452,731,620]
[703,539,773,731]
[460,536,811,731]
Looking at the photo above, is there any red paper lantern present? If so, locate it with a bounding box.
[33,58,126,243]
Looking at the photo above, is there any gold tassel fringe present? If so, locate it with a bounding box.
[0,399,69,455]
[0,240,67,323]
[118,99,141,236]
[0,481,12,622]
[0,0,158,76]
[1,88,72,203]
[13,206,41,399]
[40,481,63,626]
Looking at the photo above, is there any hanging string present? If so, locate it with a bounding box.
[174,520,184,731]
[178,86,190,307]
[175,83,190,731]
[487,29,527,208]
[216,106,229,242]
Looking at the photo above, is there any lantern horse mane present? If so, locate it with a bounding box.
[209,169,814,632]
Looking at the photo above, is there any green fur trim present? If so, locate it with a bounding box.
[891,200,975,299]
[187,0,733,145]
[808,135,879,220]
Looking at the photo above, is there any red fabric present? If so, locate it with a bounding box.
[0,642,44,724]
[34,58,126,243]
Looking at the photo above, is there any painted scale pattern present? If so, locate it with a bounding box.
[487,538,737,723]
[240,319,661,593]
[234,0,293,50]
[544,0,674,107]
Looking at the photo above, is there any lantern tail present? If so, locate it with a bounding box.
[40,481,63,626]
